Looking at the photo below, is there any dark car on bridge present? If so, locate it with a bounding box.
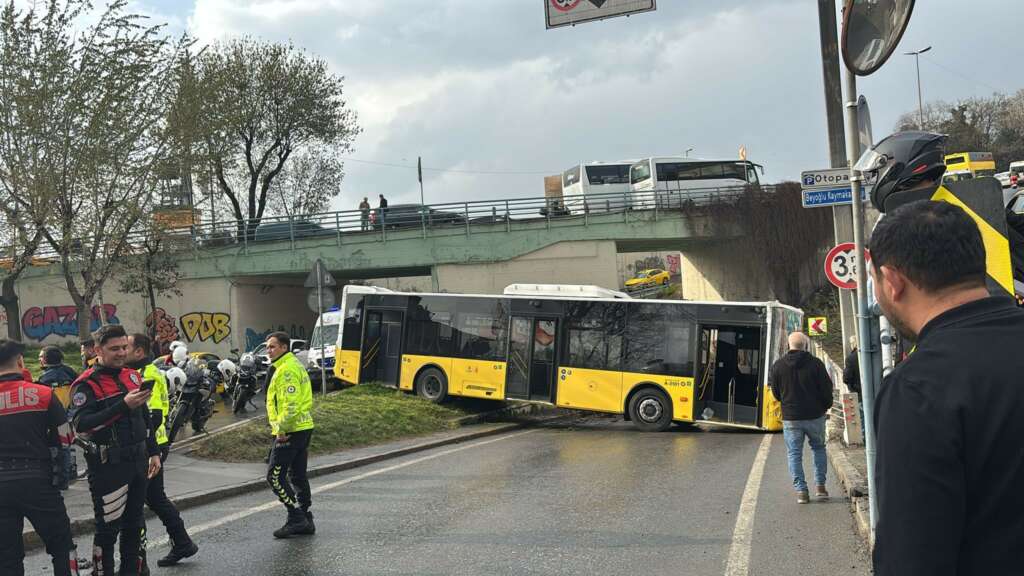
[254,219,336,242]
[374,204,465,230]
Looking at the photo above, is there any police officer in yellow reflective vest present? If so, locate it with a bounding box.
[264,331,315,539]
[127,334,198,570]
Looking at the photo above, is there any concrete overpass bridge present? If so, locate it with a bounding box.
[10,186,818,357]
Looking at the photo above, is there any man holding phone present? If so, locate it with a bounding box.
[69,325,161,575]
[128,333,198,570]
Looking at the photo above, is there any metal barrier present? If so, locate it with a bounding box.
[21,185,771,258]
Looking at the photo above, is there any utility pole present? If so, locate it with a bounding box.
[818,0,856,357]
[905,46,932,128]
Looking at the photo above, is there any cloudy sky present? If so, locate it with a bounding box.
[128,0,1021,208]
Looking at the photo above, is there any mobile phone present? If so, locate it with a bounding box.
[139,379,155,392]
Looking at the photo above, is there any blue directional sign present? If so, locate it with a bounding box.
[802,187,868,208]
[800,168,873,208]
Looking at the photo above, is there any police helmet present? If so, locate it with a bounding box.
[165,366,187,390]
[217,359,237,380]
[169,340,186,352]
[171,345,188,365]
[855,131,947,212]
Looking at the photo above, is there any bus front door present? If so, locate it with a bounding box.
[506,316,559,402]
[699,325,762,426]
[362,309,404,386]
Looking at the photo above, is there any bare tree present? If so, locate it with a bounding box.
[189,38,359,238]
[117,225,182,340]
[266,145,346,219]
[0,0,188,337]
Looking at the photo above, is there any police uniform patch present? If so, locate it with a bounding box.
[287,385,297,394]
[72,392,87,407]
[129,372,141,386]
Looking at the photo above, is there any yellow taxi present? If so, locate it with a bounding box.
[624,268,670,291]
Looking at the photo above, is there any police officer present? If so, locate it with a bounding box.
[69,325,161,575]
[264,331,315,538]
[0,338,80,575]
[127,334,198,570]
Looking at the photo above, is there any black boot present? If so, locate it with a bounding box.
[297,510,316,535]
[273,509,312,539]
[157,536,199,567]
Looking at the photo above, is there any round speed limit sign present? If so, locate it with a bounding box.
[824,242,869,290]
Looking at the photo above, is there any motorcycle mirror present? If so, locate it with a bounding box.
[841,0,915,76]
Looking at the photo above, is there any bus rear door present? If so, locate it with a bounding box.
[696,323,764,427]
[506,315,560,402]
[362,308,404,386]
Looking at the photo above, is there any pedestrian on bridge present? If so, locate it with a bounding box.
[768,331,833,504]
[378,194,388,227]
[869,200,1024,576]
[359,197,371,231]
[264,332,316,539]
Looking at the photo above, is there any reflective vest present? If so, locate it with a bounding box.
[142,364,169,446]
[266,352,314,436]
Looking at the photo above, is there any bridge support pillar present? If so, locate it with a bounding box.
[679,241,771,302]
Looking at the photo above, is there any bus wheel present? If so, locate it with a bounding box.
[416,367,448,403]
[628,388,673,432]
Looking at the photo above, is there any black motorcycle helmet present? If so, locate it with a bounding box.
[855,131,948,212]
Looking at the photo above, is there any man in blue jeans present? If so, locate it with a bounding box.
[768,332,834,503]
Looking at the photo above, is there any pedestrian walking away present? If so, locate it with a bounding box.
[69,325,161,575]
[127,333,198,571]
[868,200,1024,575]
[768,332,833,504]
[0,338,81,576]
[842,336,860,396]
[359,197,371,231]
[38,345,79,408]
[263,331,316,539]
[378,194,388,227]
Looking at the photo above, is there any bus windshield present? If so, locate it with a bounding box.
[630,161,651,185]
[585,164,630,185]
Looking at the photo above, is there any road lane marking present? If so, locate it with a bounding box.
[147,428,539,548]
[724,434,773,576]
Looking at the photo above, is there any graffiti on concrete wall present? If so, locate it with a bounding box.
[146,308,181,354]
[631,255,667,274]
[180,312,231,344]
[245,324,309,351]
[21,304,120,341]
[666,254,681,275]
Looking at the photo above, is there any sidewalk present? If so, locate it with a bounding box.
[24,402,552,549]
[826,411,872,547]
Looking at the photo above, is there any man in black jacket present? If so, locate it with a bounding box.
[37,346,78,388]
[869,200,1024,575]
[841,336,860,395]
[768,332,833,504]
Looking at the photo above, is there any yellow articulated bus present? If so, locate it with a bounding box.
[944,151,996,183]
[334,284,802,432]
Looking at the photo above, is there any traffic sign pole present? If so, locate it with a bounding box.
[843,67,879,532]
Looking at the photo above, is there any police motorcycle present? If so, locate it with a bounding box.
[165,356,226,444]
[225,350,261,415]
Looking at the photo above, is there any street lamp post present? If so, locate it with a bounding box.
[905,46,932,128]
[684,148,694,158]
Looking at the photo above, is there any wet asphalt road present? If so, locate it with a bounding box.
[23,417,870,575]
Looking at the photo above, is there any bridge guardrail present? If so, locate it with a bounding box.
[17,184,772,259]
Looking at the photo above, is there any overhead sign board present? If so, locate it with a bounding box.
[801,168,875,208]
[545,0,656,29]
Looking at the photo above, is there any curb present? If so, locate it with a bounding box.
[23,415,551,550]
[826,439,872,549]
[826,439,867,498]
